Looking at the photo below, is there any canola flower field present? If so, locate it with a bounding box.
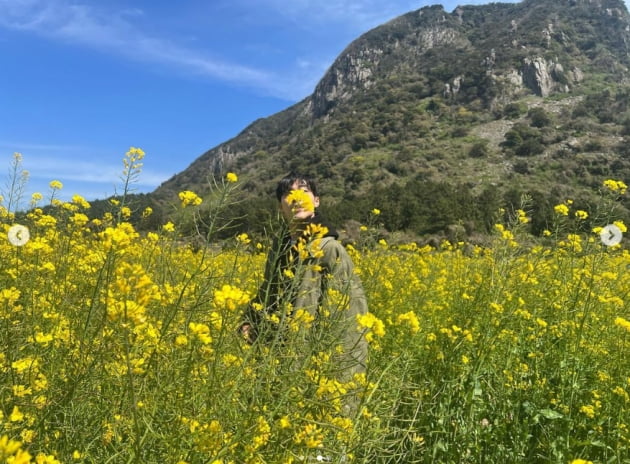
[0,150,629,463]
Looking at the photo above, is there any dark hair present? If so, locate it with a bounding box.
[275,172,319,202]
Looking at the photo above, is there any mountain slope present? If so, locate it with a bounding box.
[150,0,630,240]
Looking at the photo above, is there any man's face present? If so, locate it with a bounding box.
[280,180,320,222]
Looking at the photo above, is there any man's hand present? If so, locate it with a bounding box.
[239,323,256,344]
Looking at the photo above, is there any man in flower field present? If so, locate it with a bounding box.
[239,172,369,386]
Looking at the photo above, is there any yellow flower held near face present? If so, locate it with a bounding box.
[286,189,315,213]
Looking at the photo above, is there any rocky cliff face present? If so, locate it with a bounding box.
[309,6,466,119]
[520,57,582,97]
[303,0,630,118]
[310,48,383,119]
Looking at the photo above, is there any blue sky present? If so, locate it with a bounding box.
[1,0,626,207]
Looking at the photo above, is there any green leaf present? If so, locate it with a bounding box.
[538,409,564,420]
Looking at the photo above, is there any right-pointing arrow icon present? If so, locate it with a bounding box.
[600,224,623,246]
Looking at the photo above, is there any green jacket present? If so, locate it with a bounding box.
[243,219,368,380]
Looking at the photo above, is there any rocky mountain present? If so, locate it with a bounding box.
[148,0,630,241]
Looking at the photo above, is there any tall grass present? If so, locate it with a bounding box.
[0,151,628,463]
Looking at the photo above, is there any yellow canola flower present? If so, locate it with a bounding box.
[574,210,588,220]
[212,284,250,311]
[278,416,291,429]
[36,453,62,463]
[579,404,596,418]
[178,190,203,207]
[12,357,39,373]
[560,233,583,253]
[553,203,569,216]
[293,423,324,448]
[126,146,145,160]
[613,220,627,233]
[0,435,32,463]
[614,317,630,332]
[62,201,79,212]
[236,233,251,244]
[174,334,188,347]
[356,312,386,342]
[397,311,421,334]
[99,223,139,249]
[286,189,314,214]
[289,308,315,331]
[70,213,89,227]
[294,227,327,260]
[603,179,627,194]
[221,354,242,367]
[35,213,56,228]
[33,332,53,346]
[10,406,24,422]
[226,172,238,183]
[249,416,271,451]
[12,385,33,397]
[0,434,23,455]
[71,194,91,209]
[0,287,21,304]
[189,322,212,344]
[124,147,145,171]
[49,180,63,190]
[106,300,147,325]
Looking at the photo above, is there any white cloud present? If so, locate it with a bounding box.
[0,141,82,153]
[0,143,170,190]
[24,156,167,187]
[0,0,293,97]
